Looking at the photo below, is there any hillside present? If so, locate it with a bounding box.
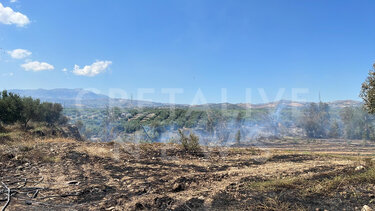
[10,89,361,109]
[9,89,169,108]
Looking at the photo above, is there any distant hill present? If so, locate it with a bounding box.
[9,89,168,108]
[9,89,362,109]
[197,100,362,110]
[10,88,109,101]
[237,100,362,109]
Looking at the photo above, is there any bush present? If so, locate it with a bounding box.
[0,90,66,128]
[178,129,201,154]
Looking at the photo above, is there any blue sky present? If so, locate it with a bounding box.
[0,0,374,104]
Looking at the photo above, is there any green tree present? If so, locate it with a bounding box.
[360,63,375,114]
[0,91,23,124]
[340,107,375,140]
[236,111,245,127]
[40,102,64,125]
[76,120,84,132]
[206,115,214,136]
[328,120,341,138]
[235,129,241,145]
[300,103,330,138]
[20,97,41,128]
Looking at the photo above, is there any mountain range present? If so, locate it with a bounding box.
[9,89,362,109]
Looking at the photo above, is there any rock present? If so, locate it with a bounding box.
[61,125,84,141]
[172,183,184,192]
[362,205,374,211]
[67,180,80,185]
[356,166,366,171]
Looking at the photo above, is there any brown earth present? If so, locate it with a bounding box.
[1,136,375,210]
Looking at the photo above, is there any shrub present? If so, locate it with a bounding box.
[178,129,201,154]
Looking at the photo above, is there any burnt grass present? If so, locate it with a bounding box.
[0,139,375,210]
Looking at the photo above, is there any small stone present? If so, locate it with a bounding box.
[67,180,80,185]
[356,166,366,171]
[25,200,32,205]
[362,205,374,211]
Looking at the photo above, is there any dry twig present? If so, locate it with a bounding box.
[1,182,11,211]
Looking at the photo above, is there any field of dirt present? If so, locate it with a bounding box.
[1,137,375,210]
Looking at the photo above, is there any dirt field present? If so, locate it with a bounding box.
[1,138,375,210]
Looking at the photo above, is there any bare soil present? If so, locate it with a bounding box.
[1,138,375,210]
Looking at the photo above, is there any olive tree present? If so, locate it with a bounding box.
[360,63,375,114]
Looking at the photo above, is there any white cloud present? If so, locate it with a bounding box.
[72,60,112,77]
[10,0,17,3]
[21,61,54,72]
[62,68,67,72]
[0,3,30,27]
[7,49,31,59]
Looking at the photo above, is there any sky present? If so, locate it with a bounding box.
[0,0,374,104]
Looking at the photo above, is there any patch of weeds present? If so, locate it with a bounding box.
[248,165,375,199]
[307,167,375,195]
[255,197,306,211]
[247,176,304,192]
[178,129,202,155]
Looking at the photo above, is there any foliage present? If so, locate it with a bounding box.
[178,129,201,154]
[328,120,341,138]
[235,130,241,145]
[64,102,375,142]
[360,64,375,114]
[0,90,66,128]
[0,90,23,124]
[340,107,375,140]
[299,103,331,138]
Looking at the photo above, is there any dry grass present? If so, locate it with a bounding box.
[38,138,77,144]
[247,176,303,192]
[255,197,307,211]
[307,166,375,195]
[2,135,375,210]
[246,158,375,200]
[228,147,263,155]
[75,144,114,158]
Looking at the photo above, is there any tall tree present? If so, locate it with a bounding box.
[360,63,375,114]
[0,91,23,124]
[328,120,341,138]
[20,97,41,128]
[235,129,241,145]
[340,107,375,140]
[300,102,330,138]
